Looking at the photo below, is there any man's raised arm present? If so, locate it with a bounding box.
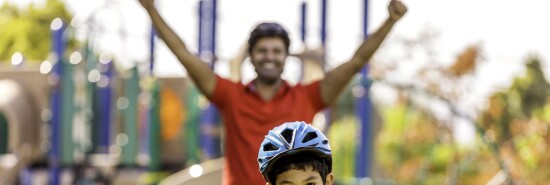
[139,0,216,96]
[319,0,407,105]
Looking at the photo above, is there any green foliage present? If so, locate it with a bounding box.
[327,115,358,181]
[375,101,452,184]
[0,0,73,62]
[477,56,550,182]
[512,57,550,117]
[366,54,550,183]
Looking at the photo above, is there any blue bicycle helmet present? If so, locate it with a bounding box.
[258,121,332,181]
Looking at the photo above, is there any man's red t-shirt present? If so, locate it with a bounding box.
[207,75,327,185]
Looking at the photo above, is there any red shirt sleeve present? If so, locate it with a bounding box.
[302,80,328,112]
[207,75,237,109]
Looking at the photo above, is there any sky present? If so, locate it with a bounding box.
[3,0,550,112]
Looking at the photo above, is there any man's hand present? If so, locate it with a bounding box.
[388,0,407,22]
[139,0,155,10]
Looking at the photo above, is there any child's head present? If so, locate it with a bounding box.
[257,121,334,185]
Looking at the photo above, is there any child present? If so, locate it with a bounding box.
[257,121,334,185]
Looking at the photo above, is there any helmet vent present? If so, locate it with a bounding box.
[263,143,279,151]
[302,132,318,143]
[281,129,294,144]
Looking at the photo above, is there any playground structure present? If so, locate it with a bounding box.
[0,69,47,184]
[0,0,527,184]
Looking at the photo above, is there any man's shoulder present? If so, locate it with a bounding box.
[216,75,244,86]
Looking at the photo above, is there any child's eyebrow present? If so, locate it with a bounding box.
[279,180,293,184]
[279,176,318,184]
[303,176,318,182]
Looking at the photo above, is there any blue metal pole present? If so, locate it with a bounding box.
[320,0,328,74]
[198,0,220,159]
[98,60,113,153]
[198,0,217,60]
[49,18,66,185]
[150,26,156,74]
[320,0,327,47]
[300,1,307,42]
[362,0,369,41]
[299,1,307,82]
[355,0,372,178]
[198,0,203,55]
[148,0,157,74]
[211,0,217,56]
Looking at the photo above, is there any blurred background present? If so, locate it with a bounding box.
[0,0,549,184]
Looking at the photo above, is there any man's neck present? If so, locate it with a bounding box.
[254,79,283,101]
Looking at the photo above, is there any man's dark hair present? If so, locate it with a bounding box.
[266,151,331,185]
[247,22,291,54]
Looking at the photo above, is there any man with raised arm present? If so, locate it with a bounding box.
[138,0,407,184]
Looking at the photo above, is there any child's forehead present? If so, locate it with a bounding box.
[276,168,323,184]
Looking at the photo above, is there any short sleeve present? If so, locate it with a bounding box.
[207,75,237,109]
[302,80,328,112]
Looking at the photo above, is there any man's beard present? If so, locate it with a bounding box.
[257,76,280,85]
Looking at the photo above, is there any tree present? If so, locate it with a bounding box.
[480,56,550,183]
[0,0,74,62]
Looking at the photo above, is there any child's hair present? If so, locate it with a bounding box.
[267,151,330,185]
